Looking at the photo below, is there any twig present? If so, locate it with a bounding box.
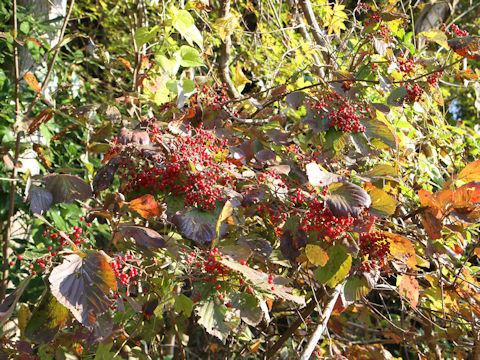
[25,0,75,116]
[299,282,344,360]
[218,0,240,99]
[0,0,22,303]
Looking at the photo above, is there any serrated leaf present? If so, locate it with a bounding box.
[49,252,117,327]
[364,183,397,218]
[29,185,53,215]
[218,256,305,305]
[25,289,69,344]
[326,182,371,218]
[196,298,238,341]
[129,194,162,219]
[229,292,262,326]
[344,275,369,302]
[314,245,351,288]
[305,244,329,266]
[174,294,194,317]
[43,174,92,204]
[398,275,419,309]
[119,223,166,248]
[306,162,343,187]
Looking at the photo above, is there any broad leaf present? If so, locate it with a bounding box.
[314,245,352,288]
[0,276,31,328]
[92,156,120,195]
[306,162,343,187]
[280,216,307,262]
[25,289,69,344]
[326,182,371,218]
[129,194,163,219]
[29,185,53,215]
[173,209,226,244]
[417,29,449,49]
[387,86,408,106]
[305,244,329,266]
[448,36,480,59]
[364,183,397,218]
[457,160,480,184]
[385,232,417,268]
[43,174,92,204]
[49,252,117,327]
[179,45,204,67]
[196,297,239,341]
[344,275,370,302]
[229,292,263,326]
[119,223,166,248]
[398,275,419,309]
[362,117,398,150]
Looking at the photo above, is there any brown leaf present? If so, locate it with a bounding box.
[129,194,162,218]
[420,207,443,240]
[385,232,417,268]
[28,108,55,134]
[448,36,480,59]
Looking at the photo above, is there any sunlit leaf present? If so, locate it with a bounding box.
[129,194,162,219]
[314,245,351,288]
[49,252,117,327]
[306,162,343,187]
[448,36,480,59]
[23,72,41,92]
[385,232,417,268]
[398,275,419,309]
[229,292,262,326]
[28,108,55,134]
[457,160,480,184]
[196,297,238,341]
[25,289,69,344]
[364,183,397,218]
[326,182,371,218]
[305,244,329,266]
[417,29,449,49]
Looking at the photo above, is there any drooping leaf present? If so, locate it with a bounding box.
[25,289,69,344]
[129,194,163,219]
[229,292,262,326]
[280,217,307,262]
[305,244,329,266]
[43,174,92,205]
[173,209,226,244]
[325,182,371,218]
[420,207,443,240]
[92,156,120,195]
[344,275,370,302]
[385,232,417,268]
[119,223,166,248]
[314,244,352,288]
[196,297,238,341]
[49,252,117,327]
[29,185,53,215]
[0,276,31,328]
[306,162,343,187]
[364,183,397,218]
[218,256,305,305]
[398,275,419,309]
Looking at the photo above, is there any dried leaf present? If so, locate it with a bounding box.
[28,108,55,134]
[129,194,162,218]
[23,72,41,92]
[398,275,419,309]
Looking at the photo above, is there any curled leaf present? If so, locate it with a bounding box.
[119,223,166,248]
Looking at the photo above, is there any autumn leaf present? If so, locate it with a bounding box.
[129,194,162,218]
[385,232,417,268]
[398,275,419,309]
[23,72,41,92]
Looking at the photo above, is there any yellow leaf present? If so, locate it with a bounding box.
[215,14,239,41]
[23,72,41,92]
[417,29,449,49]
[305,244,329,266]
[234,62,250,89]
[324,4,348,36]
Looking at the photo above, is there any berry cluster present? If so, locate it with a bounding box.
[111,253,138,286]
[441,23,469,37]
[308,93,368,134]
[405,83,424,103]
[358,231,390,271]
[120,124,236,210]
[427,71,444,87]
[195,83,231,111]
[398,58,414,73]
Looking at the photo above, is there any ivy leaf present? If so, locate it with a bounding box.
[49,251,117,327]
[179,46,204,67]
[119,223,166,248]
[196,297,239,341]
[325,182,371,218]
[28,185,53,215]
[229,292,263,326]
[173,208,226,244]
[129,194,163,219]
[344,275,370,302]
[305,244,329,266]
[25,289,69,344]
[398,275,419,309]
[43,174,92,205]
[92,156,120,196]
[314,245,352,288]
[134,25,159,48]
[364,183,397,218]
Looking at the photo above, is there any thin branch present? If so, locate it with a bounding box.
[25,0,75,116]
[218,0,240,99]
[299,282,343,360]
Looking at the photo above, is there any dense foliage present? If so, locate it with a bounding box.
[2,0,480,359]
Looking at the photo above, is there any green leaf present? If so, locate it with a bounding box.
[157,54,180,76]
[94,342,115,360]
[171,7,203,48]
[174,294,194,317]
[305,244,329,266]
[314,245,351,288]
[134,25,160,48]
[344,275,370,302]
[196,297,239,341]
[179,46,205,67]
[25,289,69,344]
[387,86,408,106]
[362,116,398,150]
[229,292,262,326]
[183,78,195,94]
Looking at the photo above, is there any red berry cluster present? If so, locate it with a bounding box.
[441,23,469,37]
[358,231,390,271]
[398,58,414,73]
[111,253,138,286]
[376,23,393,42]
[427,71,444,87]
[405,83,424,103]
[308,93,367,134]
[195,83,231,111]
[120,124,235,210]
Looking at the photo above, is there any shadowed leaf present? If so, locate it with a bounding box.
[29,185,53,215]
[43,174,92,204]
[173,209,226,243]
[314,245,352,288]
[119,223,166,248]
[326,182,371,218]
[49,252,117,327]
[196,297,238,341]
[448,36,480,59]
[364,183,397,218]
[229,292,262,326]
[344,275,370,302]
[280,217,307,262]
[92,156,120,195]
[0,276,31,328]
